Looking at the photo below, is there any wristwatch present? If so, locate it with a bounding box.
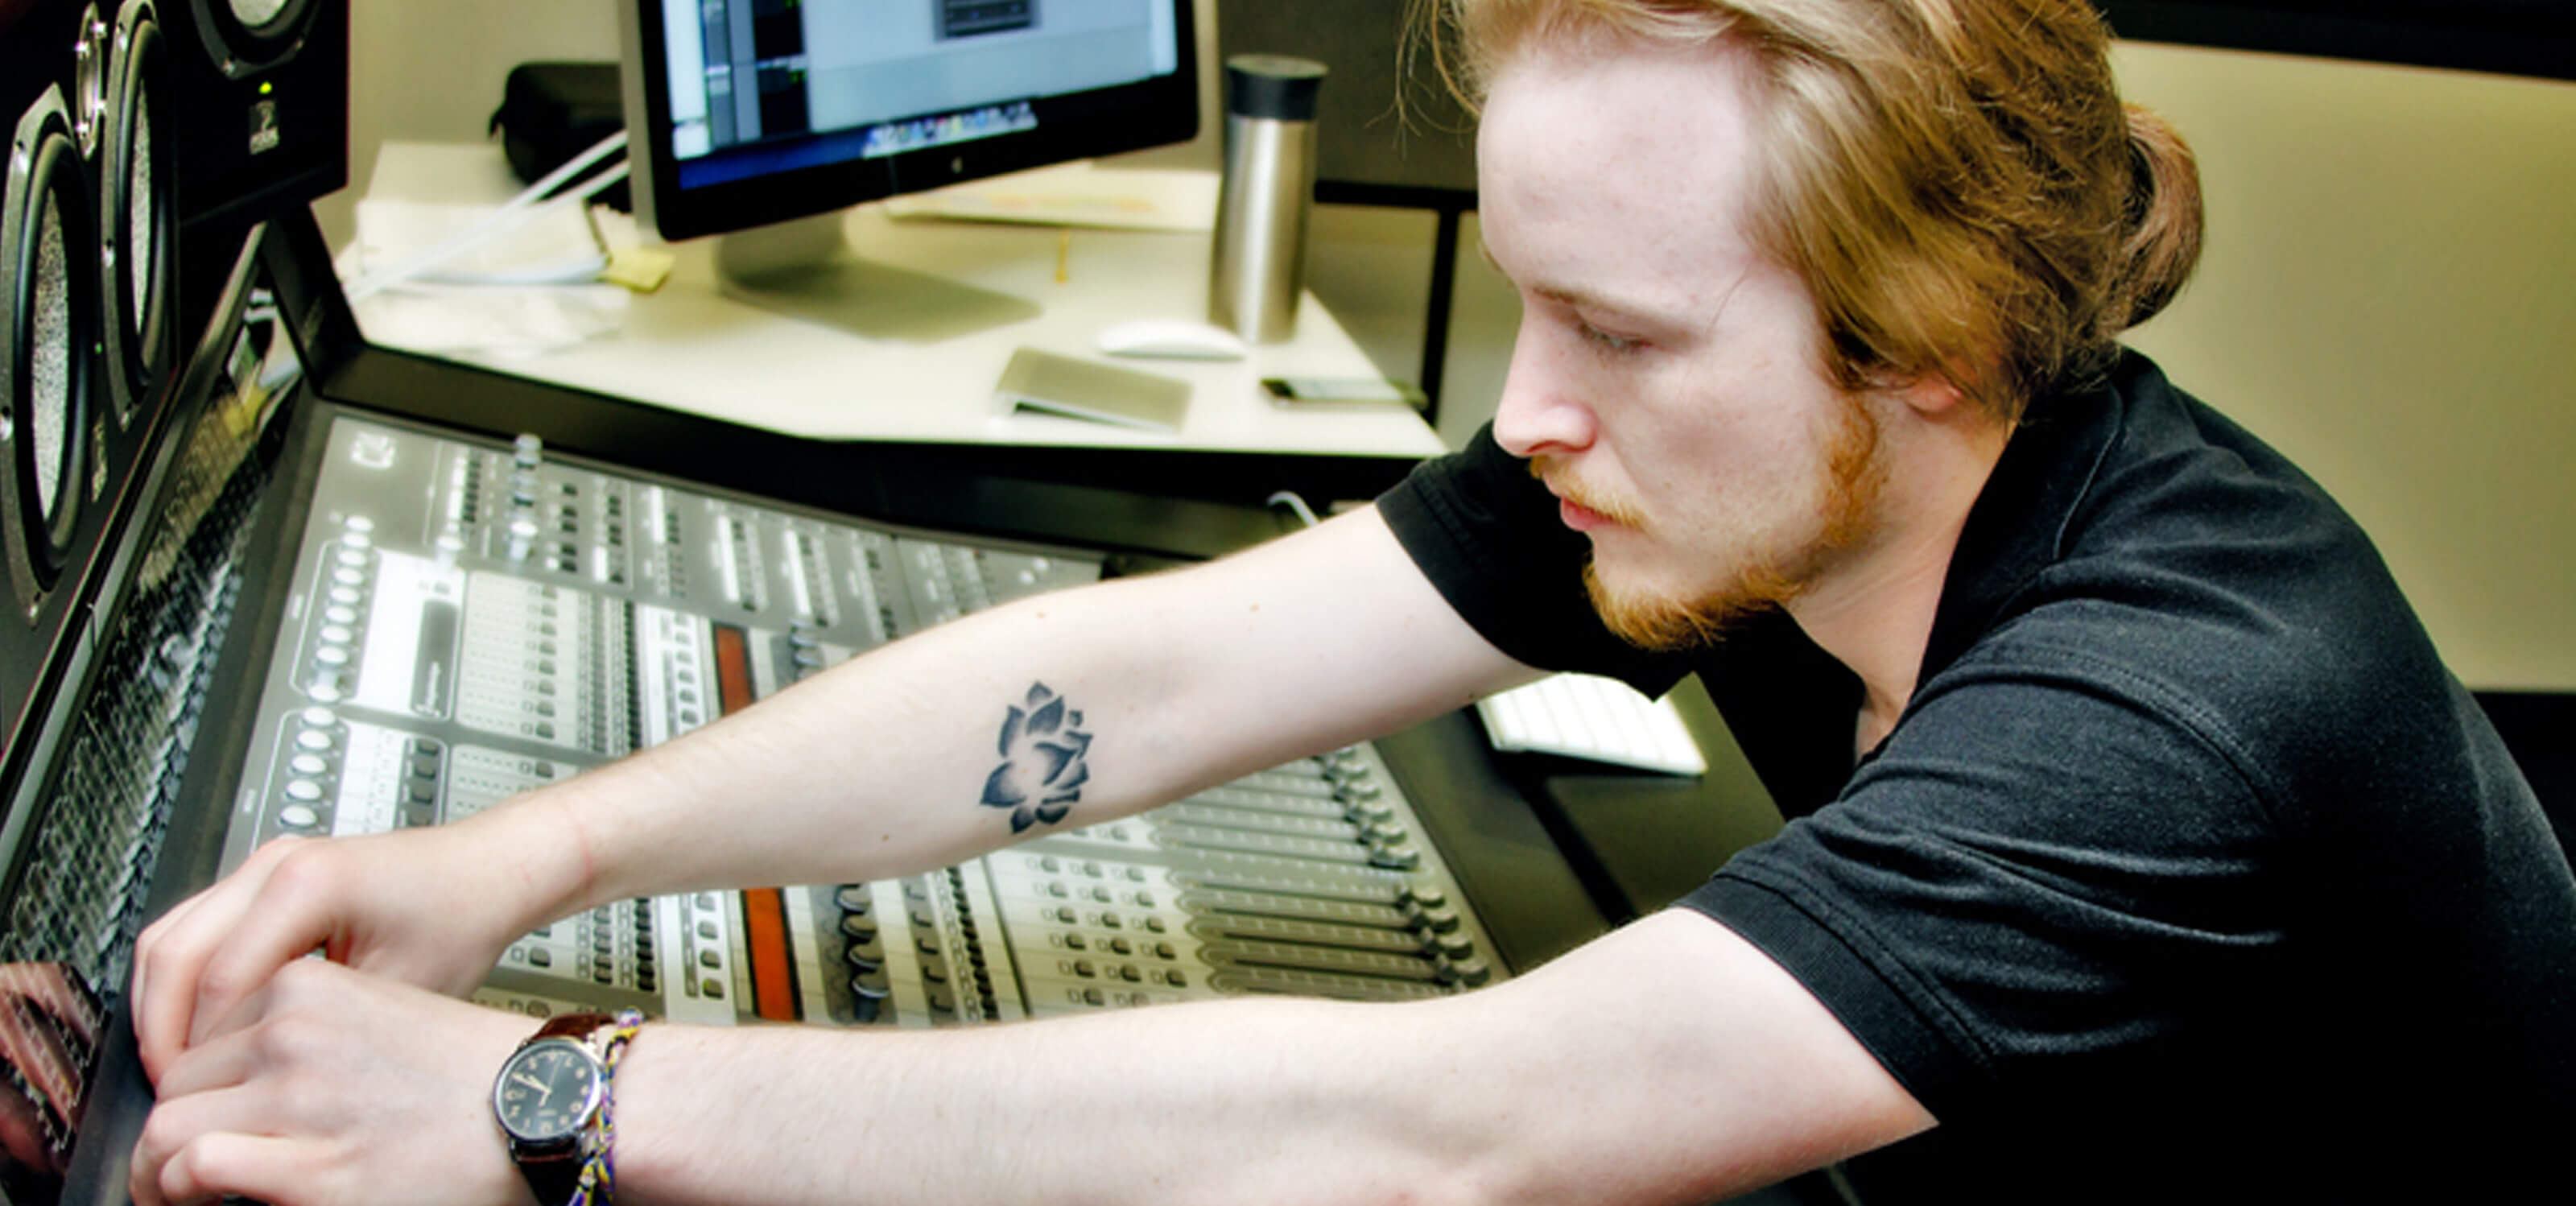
[492,1011,615,1206]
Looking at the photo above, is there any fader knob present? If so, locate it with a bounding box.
[1437,956,1493,987]
[507,517,539,561]
[1369,845,1422,870]
[848,974,889,1025]
[1407,906,1462,935]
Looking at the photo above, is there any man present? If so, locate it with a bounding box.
[126,2,2573,1203]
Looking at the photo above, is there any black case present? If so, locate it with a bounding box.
[489,61,631,212]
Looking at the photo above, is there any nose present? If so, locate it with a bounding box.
[1491,318,1598,459]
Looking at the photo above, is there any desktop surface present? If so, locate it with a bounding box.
[355,142,1447,460]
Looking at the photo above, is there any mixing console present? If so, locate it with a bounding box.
[219,415,1503,1030]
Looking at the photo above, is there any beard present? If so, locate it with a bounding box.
[1564,390,1885,652]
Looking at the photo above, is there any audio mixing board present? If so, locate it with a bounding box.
[221,415,1505,1030]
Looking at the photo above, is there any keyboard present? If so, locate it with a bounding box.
[1476,674,1707,775]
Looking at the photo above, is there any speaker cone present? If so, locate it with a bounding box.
[185,0,311,78]
[3,87,101,613]
[101,0,173,425]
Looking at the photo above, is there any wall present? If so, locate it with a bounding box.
[2108,43,2576,692]
[328,5,2574,690]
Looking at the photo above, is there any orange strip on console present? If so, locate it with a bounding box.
[740,887,801,1022]
[711,624,756,716]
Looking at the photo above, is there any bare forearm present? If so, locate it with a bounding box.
[613,995,1486,1206]
[601,913,1933,1206]
[514,576,1209,916]
[492,508,1530,924]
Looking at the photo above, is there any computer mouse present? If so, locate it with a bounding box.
[1094,318,1249,361]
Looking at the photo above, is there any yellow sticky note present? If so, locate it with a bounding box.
[602,246,675,293]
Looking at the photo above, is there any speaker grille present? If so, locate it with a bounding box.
[102,0,173,425]
[4,89,100,607]
[28,201,73,533]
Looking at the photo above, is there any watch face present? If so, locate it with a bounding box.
[493,1038,604,1144]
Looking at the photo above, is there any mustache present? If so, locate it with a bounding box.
[1527,457,1645,527]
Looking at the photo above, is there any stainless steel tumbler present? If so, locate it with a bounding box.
[1209,54,1326,344]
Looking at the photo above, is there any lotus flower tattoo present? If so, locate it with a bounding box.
[980,683,1092,832]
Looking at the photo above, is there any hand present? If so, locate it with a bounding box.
[130,958,536,1206]
[130,823,563,1083]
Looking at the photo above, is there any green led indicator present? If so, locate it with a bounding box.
[260,81,273,95]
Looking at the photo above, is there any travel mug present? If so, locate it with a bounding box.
[1209,54,1326,344]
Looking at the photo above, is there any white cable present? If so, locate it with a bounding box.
[1265,490,1323,528]
[345,129,632,304]
[407,258,612,288]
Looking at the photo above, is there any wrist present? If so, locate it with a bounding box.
[456,786,616,932]
[493,1008,645,1206]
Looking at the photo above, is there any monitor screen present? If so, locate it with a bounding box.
[620,0,1199,242]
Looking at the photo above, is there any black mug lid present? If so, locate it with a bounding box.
[1224,54,1327,122]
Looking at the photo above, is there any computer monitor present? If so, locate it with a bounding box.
[616,0,1199,339]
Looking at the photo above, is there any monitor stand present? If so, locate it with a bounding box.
[713,211,1041,343]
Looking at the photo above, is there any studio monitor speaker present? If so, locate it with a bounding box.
[1,0,183,774]
[164,0,347,230]
[158,0,346,366]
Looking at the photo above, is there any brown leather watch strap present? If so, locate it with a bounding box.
[531,1011,614,1044]
[518,1140,583,1206]
[508,1012,614,1206]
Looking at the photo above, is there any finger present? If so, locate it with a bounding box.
[132,839,303,1079]
[130,1078,253,1206]
[151,1131,329,1206]
[188,857,357,1052]
[134,1076,323,1206]
[149,1007,274,1103]
[159,840,346,1055]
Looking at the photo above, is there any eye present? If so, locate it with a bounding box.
[1574,319,1645,355]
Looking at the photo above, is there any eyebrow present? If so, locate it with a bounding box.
[1480,237,1680,322]
[1483,236,1757,341]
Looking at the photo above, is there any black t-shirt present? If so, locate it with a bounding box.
[1378,353,2576,1202]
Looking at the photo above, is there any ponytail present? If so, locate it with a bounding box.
[2106,104,2205,336]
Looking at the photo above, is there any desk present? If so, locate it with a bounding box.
[357,142,1447,460]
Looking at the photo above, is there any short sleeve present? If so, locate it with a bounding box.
[1678,633,2286,1124]
[1376,423,1688,696]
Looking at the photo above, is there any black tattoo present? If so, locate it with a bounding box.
[979,683,1092,832]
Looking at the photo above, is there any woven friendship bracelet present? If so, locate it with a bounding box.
[566,1009,646,1206]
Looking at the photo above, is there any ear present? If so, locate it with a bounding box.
[1892,372,1971,419]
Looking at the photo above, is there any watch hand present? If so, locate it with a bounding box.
[511,1071,553,1101]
